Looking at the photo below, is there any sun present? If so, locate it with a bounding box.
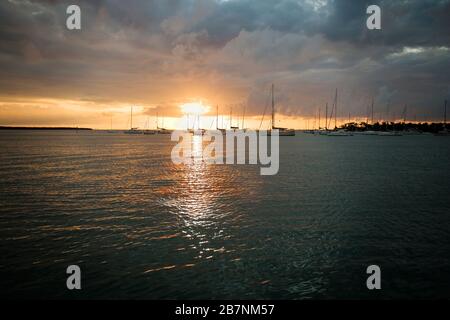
[180,102,210,115]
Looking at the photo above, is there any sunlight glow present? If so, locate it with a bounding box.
[180,102,210,115]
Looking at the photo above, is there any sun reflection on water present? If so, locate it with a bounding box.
[154,134,263,264]
[171,135,227,260]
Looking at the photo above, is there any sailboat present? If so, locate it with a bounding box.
[435,100,450,136]
[375,100,401,136]
[242,104,247,131]
[107,115,115,133]
[361,98,377,135]
[269,84,295,136]
[143,116,157,135]
[124,106,142,134]
[229,107,239,132]
[191,114,205,135]
[313,107,322,134]
[318,103,330,135]
[156,113,172,134]
[377,131,402,136]
[326,89,353,136]
[216,105,227,134]
[327,129,353,136]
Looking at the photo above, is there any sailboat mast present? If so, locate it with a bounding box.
[444,100,447,125]
[403,104,408,123]
[216,105,219,130]
[314,112,317,130]
[271,84,275,129]
[366,105,369,124]
[371,98,374,124]
[130,106,133,129]
[325,103,328,130]
[318,108,321,130]
[334,88,338,129]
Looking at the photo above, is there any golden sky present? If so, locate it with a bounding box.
[1,0,449,129]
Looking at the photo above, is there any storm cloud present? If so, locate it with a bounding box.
[0,0,449,127]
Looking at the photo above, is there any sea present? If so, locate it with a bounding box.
[0,130,449,299]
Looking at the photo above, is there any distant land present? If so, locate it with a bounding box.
[0,126,92,131]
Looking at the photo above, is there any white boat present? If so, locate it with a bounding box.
[361,130,378,135]
[434,130,450,136]
[327,129,353,136]
[377,131,402,136]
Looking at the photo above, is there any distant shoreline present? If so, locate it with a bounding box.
[0,126,93,131]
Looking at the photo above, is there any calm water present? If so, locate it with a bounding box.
[0,130,449,299]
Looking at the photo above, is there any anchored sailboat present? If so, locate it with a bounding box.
[435,100,450,136]
[143,115,157,135]
[107,115,115,133]
[124,106,142,134]
[242,104,247,131]
[216,105,226,134]
[326,89,353,136]
[156,113,172,134]
[229,107,239,131]
[269,84,295,136]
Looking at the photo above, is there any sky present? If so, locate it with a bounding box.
[0,0,449,129]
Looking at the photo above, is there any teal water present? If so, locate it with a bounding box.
[0,131,449,299]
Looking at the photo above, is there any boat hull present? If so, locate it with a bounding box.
[279,130,296,136]
[377,132,402,136]
[268,128,296,136]
[124,130,142,134]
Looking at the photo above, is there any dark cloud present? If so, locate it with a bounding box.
[0,0,449,126]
